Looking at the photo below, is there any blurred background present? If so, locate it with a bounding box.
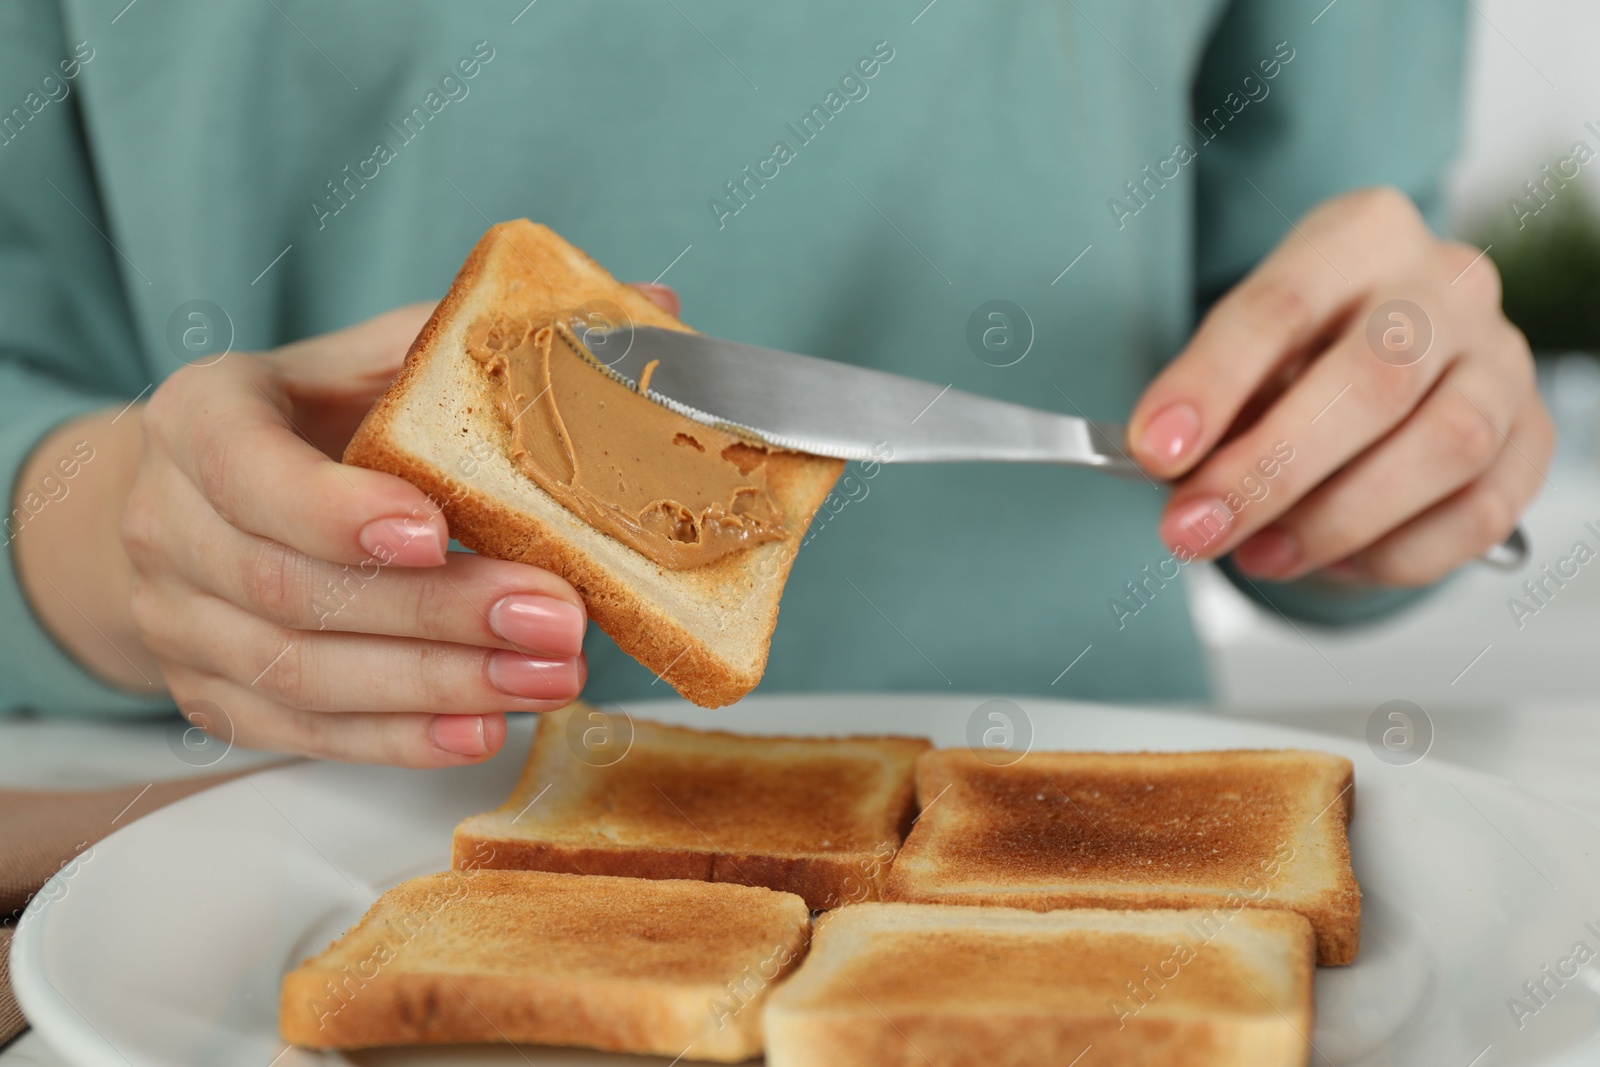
[1193,0,1600,796]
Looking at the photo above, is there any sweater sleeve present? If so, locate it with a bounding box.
[1191,0,1467,625]
[0,0,170,714]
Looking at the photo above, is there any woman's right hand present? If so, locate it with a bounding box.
[119,304,589,766]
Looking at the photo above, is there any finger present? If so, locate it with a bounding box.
[631,283,681,317]
[1343,398,1554,587]
[152,467,584,653]
[142,589,585,713]
[1129,188,1431,477]
[1157,282,1482,560]
[1232,359,1525,579]
[267,302,437,402]
[146,360,449,569]
[218,543,586,655]
[162,662,511,767]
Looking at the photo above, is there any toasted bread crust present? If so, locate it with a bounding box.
[451,836,893,911]
[280,869,811,1059]
[452,704,926,909]
[282,972,727,1054]
[343,221,843,707]
[764,903,1315,1067]
[882,748,1360,965]
[767,1013,1306,1067]
[877,883,1357,967]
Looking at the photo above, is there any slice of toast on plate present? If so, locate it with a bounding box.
[452,701,930,909]
[881,748,1360,964]
[763,902,1315,1067]
[344,220,843,707]
[279,868,810,1061]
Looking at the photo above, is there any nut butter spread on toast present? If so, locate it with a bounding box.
[467,315,786,568]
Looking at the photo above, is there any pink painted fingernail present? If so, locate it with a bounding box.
[1323,559,1362,581]
[634,282,681,317]
[430,714,490,757]
[1136,403,1202,470]
[489,595,586,657]
[487,651,583,700]
[1160,496,1234,556]
[358,517,446,566]
[1234,527,1300,577]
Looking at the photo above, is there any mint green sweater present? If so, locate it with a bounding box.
[0,0,1463,714]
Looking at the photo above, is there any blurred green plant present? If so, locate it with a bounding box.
[1469,191,1600,355]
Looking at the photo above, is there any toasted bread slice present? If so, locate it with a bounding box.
[344,220,844,707]
[764,902,1314,1067]
[279,869,810,1060]
[452,702,930,909]
[882,748,1360,964]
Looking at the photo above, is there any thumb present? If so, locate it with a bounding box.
[267,302,438,401]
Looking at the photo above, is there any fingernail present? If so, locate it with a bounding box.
[487,650,582,700]
[430,714,490,757]
[1160,496,1233,556]
[1234,526,1301,577]
[489,595,586,657]
[359,517,446,566]
[1322,559,1363,582]
[1136,403,1202,470]
[635,283,680,317]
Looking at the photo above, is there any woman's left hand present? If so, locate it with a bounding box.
[1127,186,1554,586]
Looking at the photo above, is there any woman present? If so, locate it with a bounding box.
[0,0,1549,764]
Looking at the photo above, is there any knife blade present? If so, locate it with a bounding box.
[577,322,1530,569]
[580,324,1142,476]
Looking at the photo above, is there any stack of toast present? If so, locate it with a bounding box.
[451,707,928,910]
[281,703,1359,1065]
[884,747,1359,965]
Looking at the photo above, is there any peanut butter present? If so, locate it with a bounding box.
[467,315,787,568]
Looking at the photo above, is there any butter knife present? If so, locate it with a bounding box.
[583,324,1529,569]
[585,324,1139,475]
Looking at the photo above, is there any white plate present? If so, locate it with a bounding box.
[13,694,1600,1067]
